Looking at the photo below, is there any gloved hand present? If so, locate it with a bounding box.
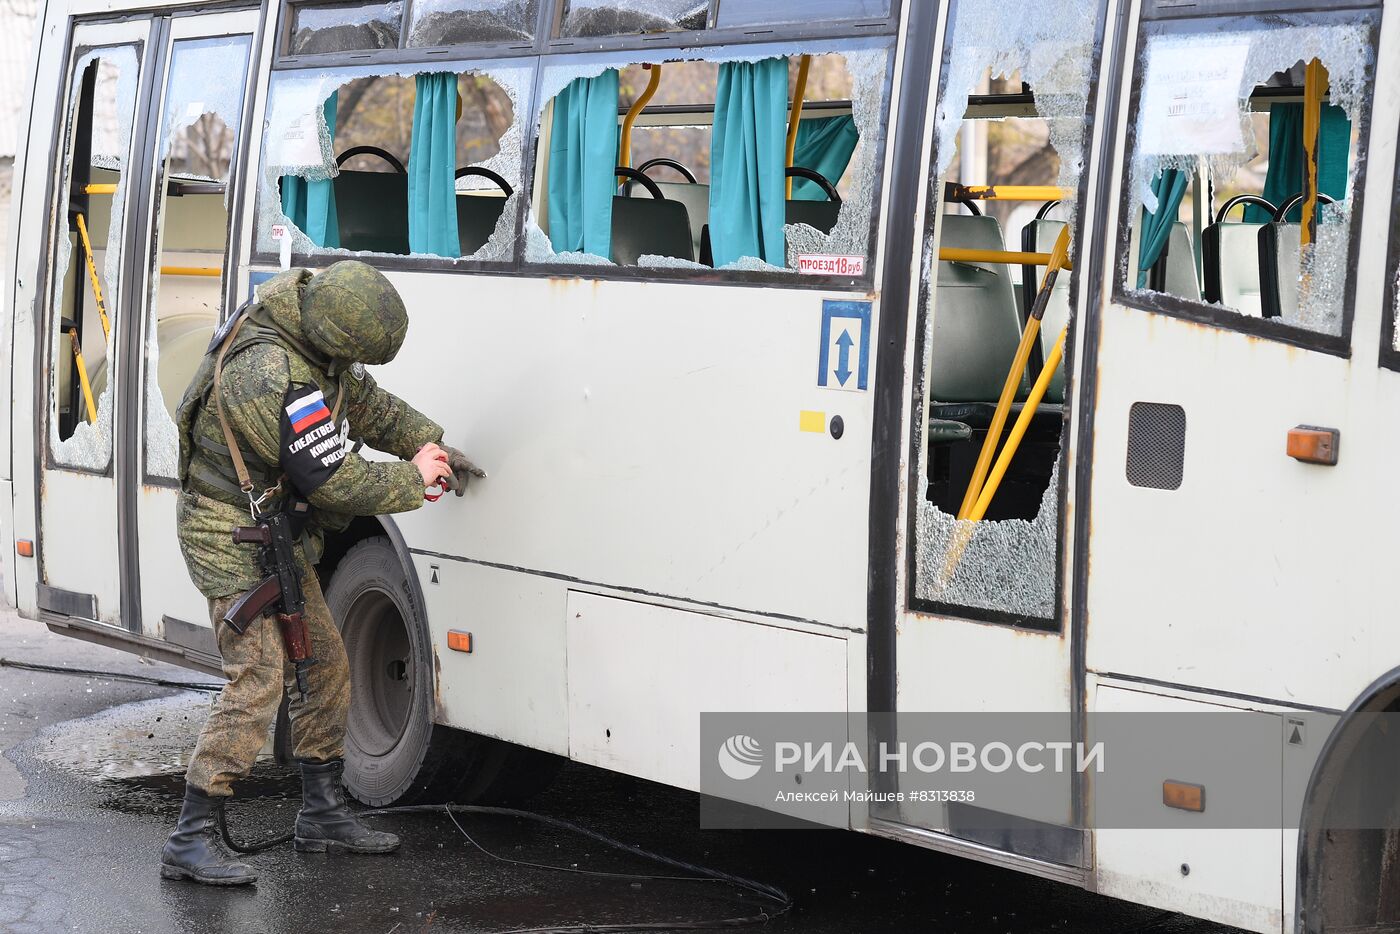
[438,443,487,496]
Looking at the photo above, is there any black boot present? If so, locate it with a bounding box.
[295,759,399,854]
[160,785,257,885]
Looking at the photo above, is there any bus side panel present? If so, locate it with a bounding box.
[7,2,67,619]
[2,0,51,485]
[381,273,875,632]
[1,480,14,607]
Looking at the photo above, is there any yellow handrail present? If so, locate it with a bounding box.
[161,265,222,277]
[955,224,1071,520]
[947,184,1073,203]
[967,324,1067,523]
[74,213,111,341]
[619,63,662,183]
[84,183,116,195]
[939,323,1069,587]
[940,247,1072,269]
[1301,58,1328,249]
[785,54,812,199]
[67,328,98,424]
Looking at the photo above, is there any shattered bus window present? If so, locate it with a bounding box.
[144,36,251,479]
[909,2,1099,621]
[289,0,403,55]
[48,46,139,471]
[559,0,708,38]
[526,40,891,275]
[714,0,890,29]
[408,0,539,47]
[259,61,527,263]
[1125,19,1373,338]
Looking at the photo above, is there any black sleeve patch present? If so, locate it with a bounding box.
[280,384,348,496]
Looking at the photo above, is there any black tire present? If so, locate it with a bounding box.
[324,537,563,806]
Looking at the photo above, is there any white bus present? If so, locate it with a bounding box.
[2,0,1396,930]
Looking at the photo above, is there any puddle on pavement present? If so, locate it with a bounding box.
[33,691,278,781]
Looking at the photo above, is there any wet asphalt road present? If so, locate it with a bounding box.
[0,606,1244,934]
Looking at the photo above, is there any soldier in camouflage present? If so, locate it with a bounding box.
[160,261,482,886]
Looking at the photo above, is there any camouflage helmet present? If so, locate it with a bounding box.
[300,261,409,366]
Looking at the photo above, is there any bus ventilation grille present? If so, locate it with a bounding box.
[1125,402,1186,490]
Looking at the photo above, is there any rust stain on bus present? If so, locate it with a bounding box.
[431,643,447,722]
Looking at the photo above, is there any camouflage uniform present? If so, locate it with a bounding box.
[175,262,441,797]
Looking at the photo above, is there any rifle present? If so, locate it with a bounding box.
[222,512,315,700]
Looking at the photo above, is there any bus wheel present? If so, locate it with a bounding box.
[324,536,562,807]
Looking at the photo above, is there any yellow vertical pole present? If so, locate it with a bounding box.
[618,63,662,184]
[956,224,1071,519]
[75,213,111,341]
[785,54,812,199]
[967,326,1067,523]
[68,329,98,424]
[1301,58,1328,249]
[938,324,1068,587]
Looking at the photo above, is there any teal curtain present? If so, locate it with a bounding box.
[790,114,859,201]
[708,58,789,268]
[280,94,340,248]
[1242,102,1352,224]
[547,71,619,257]
[1137,169,1188,288]
[408,73,461,257]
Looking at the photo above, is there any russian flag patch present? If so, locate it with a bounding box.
[285,390,330,433]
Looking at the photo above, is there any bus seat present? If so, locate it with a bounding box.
[1258,223,1302,320]
[1019,218,1070,404]
[610,196,693,265]
[929,213,1025,404]
[332,170,409,254]
[457,194,507,256]
[1202,195,1274,316]
[1129,220,1201,300]
[786,199,841,235]
[630,181,709,259]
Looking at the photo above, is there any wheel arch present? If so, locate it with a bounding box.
[319,515,426,626]
[1295,667,1400,934]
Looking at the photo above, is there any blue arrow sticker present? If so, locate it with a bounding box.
[817,299,871,392]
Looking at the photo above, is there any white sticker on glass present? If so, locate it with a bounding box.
[1138,40,1250,156]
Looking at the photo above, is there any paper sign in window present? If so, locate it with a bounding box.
[1138,40,1251,156]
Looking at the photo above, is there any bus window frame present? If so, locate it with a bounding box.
[519,39,894,287]
[139,29,259,489]
[250,53,533,276]
[1377,114,1400,372]
[272,0,902,68]
[252,36,898,292]
[900,0,1113,634]
[41,36,150,480]
[1110,9,1382,360]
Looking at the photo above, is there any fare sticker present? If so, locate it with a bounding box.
[797,254,865,277]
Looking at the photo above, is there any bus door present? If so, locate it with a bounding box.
[129,10,259,658]
[33,18,153,629]
[1085,3,1382,924]
[878,0,1109,873]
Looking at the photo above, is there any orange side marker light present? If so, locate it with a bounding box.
[447,630,472,653]
[1162,780,1205,813]
[1286,425,1339,466]
[16,539,34,558]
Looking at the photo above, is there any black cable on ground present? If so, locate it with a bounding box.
[364,803,792,934]
[215,801,295,854]
[0,657,223,692]
[216,798,790,932]
[16,657,790,928]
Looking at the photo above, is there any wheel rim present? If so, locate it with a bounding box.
[341,588,414,757]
